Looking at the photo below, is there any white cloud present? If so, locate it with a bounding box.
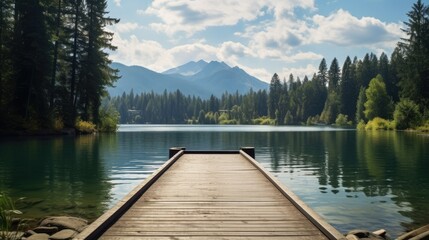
[110,31,275,82]
[238,8,403,62]
[110,34,175,72]
[218,41,256,64]
[309,9,404,46]
[239,65,273,83]
[142,0,315,36]
[281,64,318,80]
[289,52,323,61]
[169,43,219,65]
[114,0,121,7]
[113,22,140,33]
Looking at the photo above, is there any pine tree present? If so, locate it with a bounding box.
[0,0,14,123]
[318,58,328,86]
[340,56,357,121]
[12,0,52,128]
[355,87,366,123]
[328,58,341,92]
[268,73,281,119]
[399,0,429,106]
[80,0,119,124]
[359,53,372,87]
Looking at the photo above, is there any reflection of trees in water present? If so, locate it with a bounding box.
[0,135,114,220]
[264,130,429,231]
[356,131,429,229]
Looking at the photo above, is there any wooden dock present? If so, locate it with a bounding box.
[76,148,345,240]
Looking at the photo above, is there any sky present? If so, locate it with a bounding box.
[105,0,419,83]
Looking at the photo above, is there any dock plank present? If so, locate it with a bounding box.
[77,151,344,239]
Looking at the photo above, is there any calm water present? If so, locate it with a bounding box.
[0,125,428,237]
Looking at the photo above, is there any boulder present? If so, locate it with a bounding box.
[26,233,50,240]
[49,229,78,240]
[40,216,88,232]
[346,229,386,239]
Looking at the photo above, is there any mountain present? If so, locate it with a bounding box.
[108,62,211,97]
[163,59,208,76]
[108,60,269,98]
[189,61,231,81]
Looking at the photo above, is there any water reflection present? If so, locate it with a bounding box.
[262,130,428,237]
[0,126,428,238]
[0,135,113,220]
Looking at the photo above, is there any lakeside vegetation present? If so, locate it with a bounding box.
[111,1,429,131]
[0,0,119,135]
[1,1,428,134]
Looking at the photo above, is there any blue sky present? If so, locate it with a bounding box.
[106,0,417,83]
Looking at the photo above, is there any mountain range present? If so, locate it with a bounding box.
[108,60,268,98]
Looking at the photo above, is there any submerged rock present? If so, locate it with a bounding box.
[39,216,88,232]
[49,229,78,240]
[346,229,388,240]
[26,233,50,240]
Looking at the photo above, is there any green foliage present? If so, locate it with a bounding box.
[417,120,429,132]
[0,193,25,240]
[219,119,238,125]
[355,87,367,123]
[253,116,274,125]
[106,2,429,129]
[268,73,282,118]
[204,111,218,124]
[398,0,429,105]
[335,114,352,126]
[328,58,341,91]
[197,110,206,124]
[364,75,394,120]
[0,0,119,132]
[321,91,340,124]
[340,56,358,120]
[306,115,320,126]
[98,102,120,132]
[357,120,366,131]
[75,120,96,134]
[53,117,64,131]
[284,111,294,125]
[365,117,395,131]
[394,99,423,130]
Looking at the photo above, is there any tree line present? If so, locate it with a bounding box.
[110,89,269,125]
[0,0,119,132]
[111,1,429,129]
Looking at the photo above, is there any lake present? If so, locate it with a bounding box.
[0,125,428,237]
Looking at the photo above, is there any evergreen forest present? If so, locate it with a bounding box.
[1,0,428,133]
[112,0,429,130]
[0,0,119,133]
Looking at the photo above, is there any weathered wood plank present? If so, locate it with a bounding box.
[99,236,325,240]
[102,230,325,236]
[77,151,344,240]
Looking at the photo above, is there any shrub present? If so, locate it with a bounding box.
[335,114,352,126]
[417,120,429,132]
[219,119,238,125]
[99,107,120,132]
[356,120,366,131]
[284,111,294,125]
[365,117,394,131]
[75,120,96,134]
[253,116,274,125]
[53,117,64,131]
[394,99,422,130]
